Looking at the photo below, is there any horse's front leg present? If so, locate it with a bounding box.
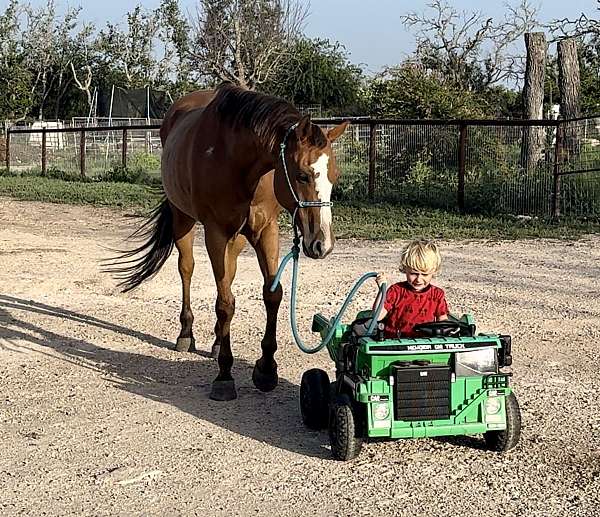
[205,229,246,401]
[250,220,282,392]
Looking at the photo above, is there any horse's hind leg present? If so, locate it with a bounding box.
[250,220,282,392]
[172,204,197,353]
[205,227,246,401]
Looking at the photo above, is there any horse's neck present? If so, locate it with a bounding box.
[230,131,277,185]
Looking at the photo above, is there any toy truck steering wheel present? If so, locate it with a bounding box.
[412,321,464,337]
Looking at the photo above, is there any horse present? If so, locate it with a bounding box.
[108,83,348,401]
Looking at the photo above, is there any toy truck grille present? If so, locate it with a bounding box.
[392,364,451,421]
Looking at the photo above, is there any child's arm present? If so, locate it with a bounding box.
[435,290,449,321]
[354,275,389,336]
[372,272,389,319]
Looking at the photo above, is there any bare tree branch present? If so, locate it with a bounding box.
[545,0,599,42]
[401,0,539,90]
[188,0,309,90]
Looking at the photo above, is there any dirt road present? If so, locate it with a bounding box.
[1,198,599,516]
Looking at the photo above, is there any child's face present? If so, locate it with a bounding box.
[404,268,435,291]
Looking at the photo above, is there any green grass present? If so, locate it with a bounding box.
[0,175,159,210]
[332,203,600,240]
[1,174,599,240]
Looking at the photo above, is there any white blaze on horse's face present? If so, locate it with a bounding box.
[298,152,334,259]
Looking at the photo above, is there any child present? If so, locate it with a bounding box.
[355,240,449,338]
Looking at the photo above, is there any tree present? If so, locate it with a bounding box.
[69,23,96,117]
[558,38,580,120]
[401,0,539,91]
[547,0,600,115]
[188,0,308,90]
[263,37,364,113]
[520,32,547,171]
[96,5,161,88]
[365,63,489,119]
[0,0,32,120]
[21,0,83,120]
[155,0,192,94]
[47,6,86,119]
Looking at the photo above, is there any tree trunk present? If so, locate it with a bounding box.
[520,32,547,172]
[558,38,580,160]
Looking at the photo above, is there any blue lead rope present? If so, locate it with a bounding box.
[271,239,387,354]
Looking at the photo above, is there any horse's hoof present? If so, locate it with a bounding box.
[252,361,278,392]
[211,343,220,360]
[209,379,237,401]
[175,336,195,353]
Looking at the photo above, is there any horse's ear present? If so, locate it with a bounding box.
[327,121,349,142]
[295,115,312,141]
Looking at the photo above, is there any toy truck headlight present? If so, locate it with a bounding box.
[373,403,390,420]
[455,348,497,377]
[484,396,502,415]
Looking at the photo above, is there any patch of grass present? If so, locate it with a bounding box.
[332,202,600,240]
[0,176,160,210]
[1,175,599,240]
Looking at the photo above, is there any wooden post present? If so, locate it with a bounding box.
[551,124,563,218]
[5,130,10,172]
[41,128,47,176]
[558,38,580,120]
[122,128,128,169]
[368,122,377,200]
[521,32,547,172]
[558,38,581,158]
[457,123,467,212]
[79,130,86,178]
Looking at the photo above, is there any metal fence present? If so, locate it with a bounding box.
[5,125,161,178]
[4,116,600,218]
[320,116,600,218]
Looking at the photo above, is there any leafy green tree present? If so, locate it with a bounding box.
[0,0,32,120]
[263,37,364,113]
[96,5,161,88]
[365,64,489,119]
[579,37,600,114]
[155,0,192,94]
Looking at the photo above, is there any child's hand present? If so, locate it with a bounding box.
[376,273,387,287]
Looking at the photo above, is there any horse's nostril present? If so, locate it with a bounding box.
[313,240,324,257]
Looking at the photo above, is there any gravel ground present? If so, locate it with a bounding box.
[1,198,599,517]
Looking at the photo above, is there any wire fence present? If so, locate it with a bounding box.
[4,116,600,218]
[5,125,161,178]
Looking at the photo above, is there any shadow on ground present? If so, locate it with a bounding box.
[0,295,331,459]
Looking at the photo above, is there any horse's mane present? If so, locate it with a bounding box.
[211,83,320,151]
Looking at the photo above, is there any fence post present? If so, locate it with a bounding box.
[551,123,563,218]
[368,121,377,200]
[41,128,47,176]
[5,130,10,172]
[122,128,128,169]
[79,130,86,178]
[457,123,468,212]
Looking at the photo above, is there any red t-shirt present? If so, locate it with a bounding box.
[382,282,449,338]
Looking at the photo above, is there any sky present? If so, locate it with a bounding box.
[7,0,599,74]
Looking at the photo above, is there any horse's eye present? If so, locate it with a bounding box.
[296,173,310,184]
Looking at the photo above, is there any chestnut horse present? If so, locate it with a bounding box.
[109,83,348,401]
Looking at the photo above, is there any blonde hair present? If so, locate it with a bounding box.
[400,240,442,273]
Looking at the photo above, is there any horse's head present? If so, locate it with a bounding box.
[274,115,349,259]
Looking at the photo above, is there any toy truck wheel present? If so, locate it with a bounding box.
[484,392,521,452]
[329,394,363,461]
[300,369,330,430]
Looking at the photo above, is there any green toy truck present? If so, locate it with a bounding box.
[302,312,521,461]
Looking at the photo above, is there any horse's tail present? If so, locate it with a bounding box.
[104,197,175,292]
